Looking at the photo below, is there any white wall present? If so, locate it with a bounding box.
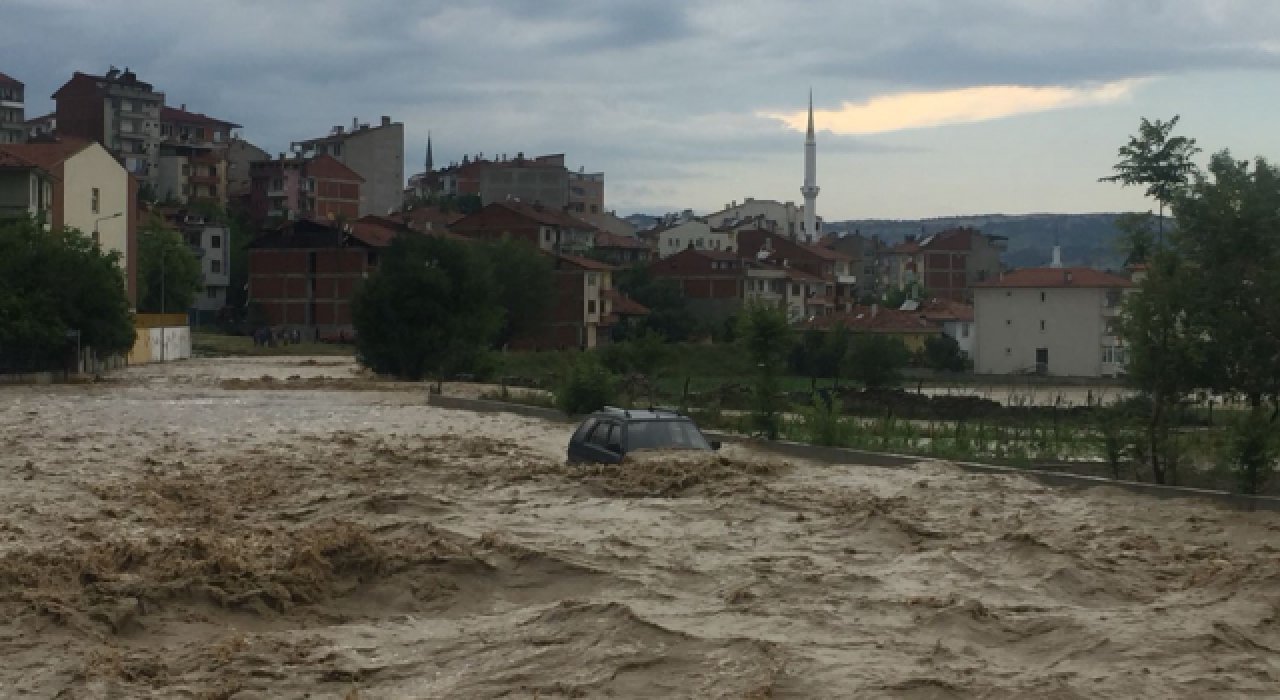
[63,143,130,275]
[974,286,1119,377]
[148,326,191,362]
[657,220,732,257]
[942,320,975,357]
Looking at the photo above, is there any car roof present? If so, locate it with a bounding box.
[592,407,690,421]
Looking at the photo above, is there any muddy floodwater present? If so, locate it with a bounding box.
[1,357,1278,699]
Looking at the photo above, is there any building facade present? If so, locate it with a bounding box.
[292,116,404,217]
[450,201,597,254]
[0,72,24,144]
[0,137,137,305]
[153,106,241,206]
[53,68,165,187]
[568,169,605,223]
[884,227,1007,302]
[480,154,570,208]
[248,154,363,224]
[0,150,55,227]
[25,112,56,141]
[226,138,269,198]
[973,267,1133,377]
[703,198,818,242]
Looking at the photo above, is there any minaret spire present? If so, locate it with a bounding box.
[800,91,820,243]
[425,131,434,172]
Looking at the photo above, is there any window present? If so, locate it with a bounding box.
[1040,292,1046,302]
[331,144,342,157]
[211,235,221,249]
[213,131,222,142]
[1005,348,1012,356]
[1040,320,1046,331]
[792,284,800,296]
[207,287,218,299]
[1103,346,1126,364]
[195,127,205,139]
[210,185,218,196]
[211,260,222,273]
[587,273,597,286]
[586,422,615,449]
[544,229,553,242]
[91,188,100,214]
[590,204,598,213]
[1006,319,1011,326]
[181,184,189,195]
[961,323,970,338]
[572,418,599,443]
[161,124,171,137]
[588,300,596,314]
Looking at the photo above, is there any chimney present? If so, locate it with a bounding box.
[1050,246,1063,268]
[381,116,391,127]
[872,303,879,317]
[180,103,186,111]
[352,117,359,131]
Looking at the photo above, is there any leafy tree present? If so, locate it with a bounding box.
[824,322,852,388]
[137,215,203,313]
[739,304,793,439]
[556,354,616,415]
[1099,116,1200,244]
[1113,212,1156,268]
[615,265,698,342]
[0,218,134,370]
[137,182,158,207]
[352,235,501,381]
[790,327,828,389]
[848,334,908,390]
[923,333,966,372]
[1229,409,1276,496]
[481,238,555,348]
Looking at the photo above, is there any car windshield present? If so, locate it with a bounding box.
[627,420,710,452]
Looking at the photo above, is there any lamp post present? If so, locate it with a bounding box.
[92,212,122,246]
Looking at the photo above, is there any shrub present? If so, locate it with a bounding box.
[555,356,616,415]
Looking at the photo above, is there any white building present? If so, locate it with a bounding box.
[180,214,231,322]
[656,219,736,257]
[702,198,820,242]
[973,267,1134,377]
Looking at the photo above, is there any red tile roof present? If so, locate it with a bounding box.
[0,137,95,172]
[593,232,650,250]
[402,206,464,231]
[160,106,241,129]
[0,149,45,172]
[557,253,614,271]
[0,71,22,87]
[304,154,364,182]
[497,201,596,229]
[802,306,941,334]
[974,267,1134,289]
[803,243,852,261]
[603,289,650,316]
[917,297,974,322]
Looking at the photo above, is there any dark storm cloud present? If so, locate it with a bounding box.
[3,0,1278,211]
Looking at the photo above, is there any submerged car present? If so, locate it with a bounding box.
[566,407,721,464]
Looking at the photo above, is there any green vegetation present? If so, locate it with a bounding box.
[739,304,793,440]
[352,235,501,381]
[137,214,203,314]
[555,354,616,415]
[482,238,555,348]
[613,265,699,342]
[192,331,355,357]
[0,217,134,371]
[848,334,909,389]
[923,334,966,372]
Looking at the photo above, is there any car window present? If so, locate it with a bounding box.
[572,418,598,443]
[626,420,710,451]
[586,421,614,448]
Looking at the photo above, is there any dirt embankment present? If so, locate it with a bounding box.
[1,358,1278,698]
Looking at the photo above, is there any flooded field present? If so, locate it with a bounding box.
[1,357,1277,698]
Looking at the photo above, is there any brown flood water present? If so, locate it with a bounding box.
[1,357,1277,699]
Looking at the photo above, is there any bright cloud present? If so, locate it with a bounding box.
[764,81,1143,135]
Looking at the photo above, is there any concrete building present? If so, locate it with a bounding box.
[154,106,241,206]
[25,112,56,141]
[908,297,976,358]
[247,218,391,334]
[590,211,638,238]
[884,227,1007,302]
[973,267,1133,377]
[0,137,137,305]
[480,153,570,208]
[0,149,56,228]
[226,138,269,198]
[0,72,25,144]
[656,219,736,256]
[703,197,818,242]
[822,231,886,299]
[292,116,404,217]
[450,201,597,254]
[158,208,232,322]
[248,154,363,224]
[568,169,605,223]
[648,249,746,325]
[511,254,617,351]
[53,68,165,187]
[592,231,652,266]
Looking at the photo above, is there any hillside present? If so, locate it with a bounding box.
[825,213,1135,270]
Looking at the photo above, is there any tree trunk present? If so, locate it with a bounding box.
[1148,396,1165,485]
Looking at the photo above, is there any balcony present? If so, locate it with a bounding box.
[190,174,219,186]
[118,129,148,140]
[0,99,22,110]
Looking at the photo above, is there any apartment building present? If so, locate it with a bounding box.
[0,137,138,305]
[226,138,269,198]
[480,153,570,208]
[53,68,165,186]
[0,149,56,227]
[655,219,737,256]
[704,198,820,241]
[247,218,392,333]
[153,105,241,206]
[822,231,886,299]
[248,154,363,224]
[568,169,605,224]
[450,201,597,254]
[510,254,617,351]
[0,72,25,144]
[973,267,1133,377]
[292,116,404,217]
[155,207,232,321]
[25,112,56,141]
[884,227,1006,302]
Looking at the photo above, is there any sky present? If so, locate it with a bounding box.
[4,0,1279,220]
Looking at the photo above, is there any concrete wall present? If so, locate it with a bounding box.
[482,166,569,209]
[341,123,404,217]
[657,220,733,257]
[63,143,129,275]
[975,286,1120,377]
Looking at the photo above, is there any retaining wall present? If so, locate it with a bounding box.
[426,394,1280,513]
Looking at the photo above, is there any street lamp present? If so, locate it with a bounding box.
[93,212,123,246]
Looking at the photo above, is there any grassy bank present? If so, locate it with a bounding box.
[192,331,356,358]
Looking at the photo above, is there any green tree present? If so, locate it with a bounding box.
[556,353,616,415]
[1113,212,1156,268]
[848,334,908,390]
[615,265,698,342]
[137,215,203,313]
[0,218,134,370]
[790,327,828,389]
[352,235,501,381]
[739,304,793,439]
[482,238,555,348]
[823,323,852,388]
[1099,116,1200,244]
[923,334,966,372]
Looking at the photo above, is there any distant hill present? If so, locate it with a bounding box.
[825,213,1134,270]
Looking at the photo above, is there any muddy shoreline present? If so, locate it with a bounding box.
[1,358,1277,698]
